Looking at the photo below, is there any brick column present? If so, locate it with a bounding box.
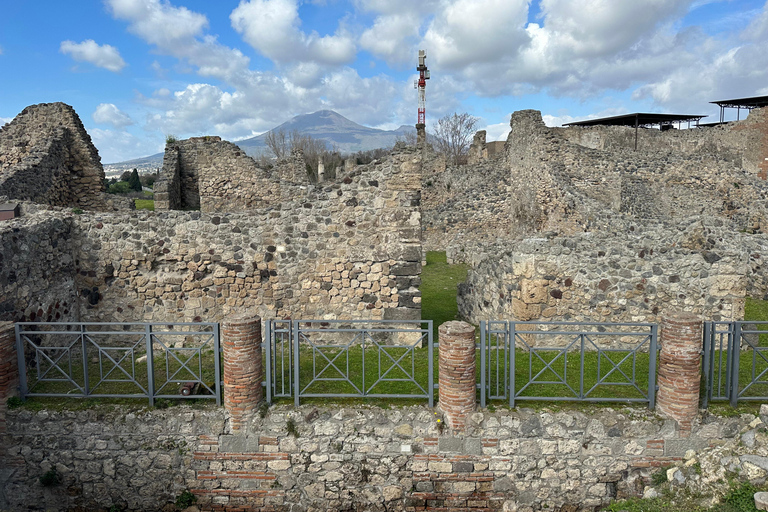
[0,322,18,401]
[222,315,262,432]
[438,321,476,431]
[656,312,702,437]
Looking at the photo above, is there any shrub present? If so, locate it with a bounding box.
[166,134,178,144]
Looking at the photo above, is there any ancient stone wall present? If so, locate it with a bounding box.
[0,403,754,512]
[458,217,768,326]
[0,103,109,211]
[0,146,423,324]
[156,137,283,212]
[557,108,767,178]
[155,137,314,213]
[0,207,79,323]
[423,108,768,258]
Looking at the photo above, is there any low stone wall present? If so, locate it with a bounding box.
[0,403,754,512]
[458,217,768,325]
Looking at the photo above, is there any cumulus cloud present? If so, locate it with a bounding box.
[90,128,158,164]
[422,0,530,70]
[0,116,13,126]
[230,0,355,66]
[59,39,126,72]
[93,103,134,128]
[106,0,250,82]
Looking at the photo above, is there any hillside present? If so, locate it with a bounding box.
[104,110,415,173]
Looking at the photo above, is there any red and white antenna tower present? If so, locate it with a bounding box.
[414,50,430,126]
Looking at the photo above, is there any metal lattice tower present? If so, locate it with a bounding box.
[414,50,430,126]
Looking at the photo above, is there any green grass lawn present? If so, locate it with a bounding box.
[421,251,469,340]
[134,199,154,211]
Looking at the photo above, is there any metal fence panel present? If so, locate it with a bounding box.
[704,321,768,406]
[480,321,659,409]
[265,319,433,406]
[15,322,221,405]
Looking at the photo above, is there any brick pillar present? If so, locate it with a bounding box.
[0,322,18,401]
[656,312,702,437]
[222,315,262,432]
[438,321,476,431]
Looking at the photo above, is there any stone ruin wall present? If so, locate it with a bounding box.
[0,207,80,324]
[2,403,754,512]
[0,146,423,325]
[557,107,768,178]
[155,137,310,213]
[458,217,768,327]
[423,107,768,260]
[0,103,110,211]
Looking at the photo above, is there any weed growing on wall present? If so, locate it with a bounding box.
[39,469,59,487]
[174,490,196,509]
[286,417,299,437]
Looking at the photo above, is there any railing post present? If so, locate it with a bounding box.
[480,321,486,409]
[509,322,516,408]
[222,314,263,431]
[730,322,742,407]
[145,323,155,407]
[438,321,476,431]
[701,322,711,409]
[1,322,19,400]
[81,324,90,397]
[265,320,272,404]
[213,324,222,407]
[428,320,434,408]
[648,323,658,410]
[656,312,702,437]
[293,320,300,407]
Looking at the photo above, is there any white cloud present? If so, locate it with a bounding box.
[59,39,126,72]
[93,103,134,128]
[230,0,355,66]
[106,0,250,82]
[89,128,157,163]
[359,13,419,64]
[0,116,12,126]
[422,0,530,70]
[482,122,509,141]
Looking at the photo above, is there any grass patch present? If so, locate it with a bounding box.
[134,199,154,211]
[745,297,768,323]
[421,251,469,340]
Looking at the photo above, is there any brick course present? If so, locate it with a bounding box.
[656,312,702,437]
[222,315,263,431]
[438,321,476,431]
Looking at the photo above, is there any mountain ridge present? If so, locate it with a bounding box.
[104,110,415,173]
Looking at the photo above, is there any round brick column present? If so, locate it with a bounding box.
[438,321,476,431]
[222,314,262,431]
[656,312,702,437]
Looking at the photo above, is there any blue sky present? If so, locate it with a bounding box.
[1,0,767,163]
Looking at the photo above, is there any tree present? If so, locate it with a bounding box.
[265,129,288,159]
[430,112,479,166]
[128,169,142,192]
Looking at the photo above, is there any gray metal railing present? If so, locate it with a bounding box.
[15,322,221,406]
[703,321,768,407]
[265,319,434,406]
[480,321,658,409]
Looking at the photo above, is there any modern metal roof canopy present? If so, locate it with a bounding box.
[711,95,768,122]
[564,113,706,128]
[564,113,707,150]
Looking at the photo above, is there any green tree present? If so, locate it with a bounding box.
[128,169,142,192]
